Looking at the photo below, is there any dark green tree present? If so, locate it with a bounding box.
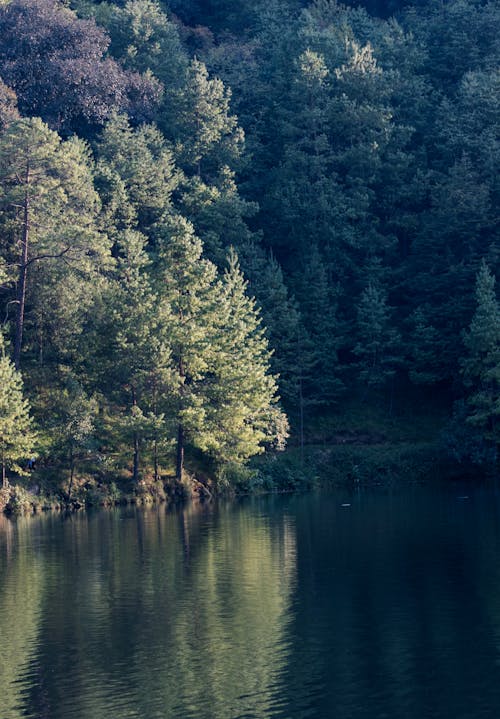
[461,262,500,448]
[354,283,402,392]
[170,58,243,179]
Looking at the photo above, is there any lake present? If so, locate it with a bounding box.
[2,485,500,719]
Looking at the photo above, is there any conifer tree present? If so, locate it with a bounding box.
[156,225,288,481]
[295,245,344,407]
[96,0,187,91]
[408,308,446,386]
[50,378,98,499]
[96,114,181,239]
[462,262,500,447]
[107,229,169,481]
[354,283,402,390]
[171,59,243,179]
[0,334,36,487]
[207,249,288,466]
[0,117,104,367]
[240,248,301,408]
[156,217,221,481]
[179,165,258,266]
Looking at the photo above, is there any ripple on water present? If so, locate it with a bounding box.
[3,489,500,718]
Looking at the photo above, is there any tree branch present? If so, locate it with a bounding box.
[25,246,73,268]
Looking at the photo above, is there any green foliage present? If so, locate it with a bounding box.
[461,262,500,448]
[0,0,162,130]
[354,283,402,388]
[206,249,289,464]
[0,334,36,485]
[0,117,106,366]
[45,376,98,475]
[96,114,180,238]
[170,58,243,178]
[0,0,499,506]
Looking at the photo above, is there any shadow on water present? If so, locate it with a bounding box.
[2,484,500,718]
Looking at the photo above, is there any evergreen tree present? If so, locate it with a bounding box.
[156,217,221,481]
[95,0,187,90]
[354,283,402,391]
[207,249,288,467]
[179,165,258,265]
[407,308,447,386]
[294,245,344,407]
[95,114,181,240]
[156,223,288,481]
[105,229,169,481]
[0,334,36,487]
[239,247,301,409]
[49,377,98,499]
[170,58,243,179]
[407,156,495,380]
[462,262,500,447]
[0,117,105,367]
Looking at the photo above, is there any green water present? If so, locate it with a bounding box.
[2,487,500,718]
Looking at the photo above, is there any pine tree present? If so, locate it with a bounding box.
[107,229,169,482]
[0,334,36,487]
[96,114,181,240]
[0,117,104,367]
[207,249,288,466]
[170,58,243,179]
[240,247,301,409]
[50,378,98,499]
[156,217,221,481]
[294,245,344,407]
[179,165,259,266]
[97,0,187,92]
[156,224,288,482]
[354,283,402,391]
[462,262,500,447]
[408,308,446,386]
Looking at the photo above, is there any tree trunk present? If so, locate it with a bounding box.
[153,382,159,482]
[14,173,30,369]
[176,423,184,483]
[154,438,159,483]
[297,329,305,465]
[176,354,185,482]
[132,385,139,483]
[133,435,139,484]
[68,445,74,502]
[299,377,305,466]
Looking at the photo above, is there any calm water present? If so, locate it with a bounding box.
[2,486,500,718]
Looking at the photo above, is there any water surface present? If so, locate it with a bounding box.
[2,485,500,718]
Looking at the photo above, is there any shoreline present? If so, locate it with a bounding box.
[1,439,485,519]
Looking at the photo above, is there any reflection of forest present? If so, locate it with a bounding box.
[5,492,500,719]
[0,502,297,719]
[0,516,44,719]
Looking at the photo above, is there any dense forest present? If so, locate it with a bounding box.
[0,0,498,510]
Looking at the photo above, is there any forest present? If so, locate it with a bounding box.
[0,0,498,512]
